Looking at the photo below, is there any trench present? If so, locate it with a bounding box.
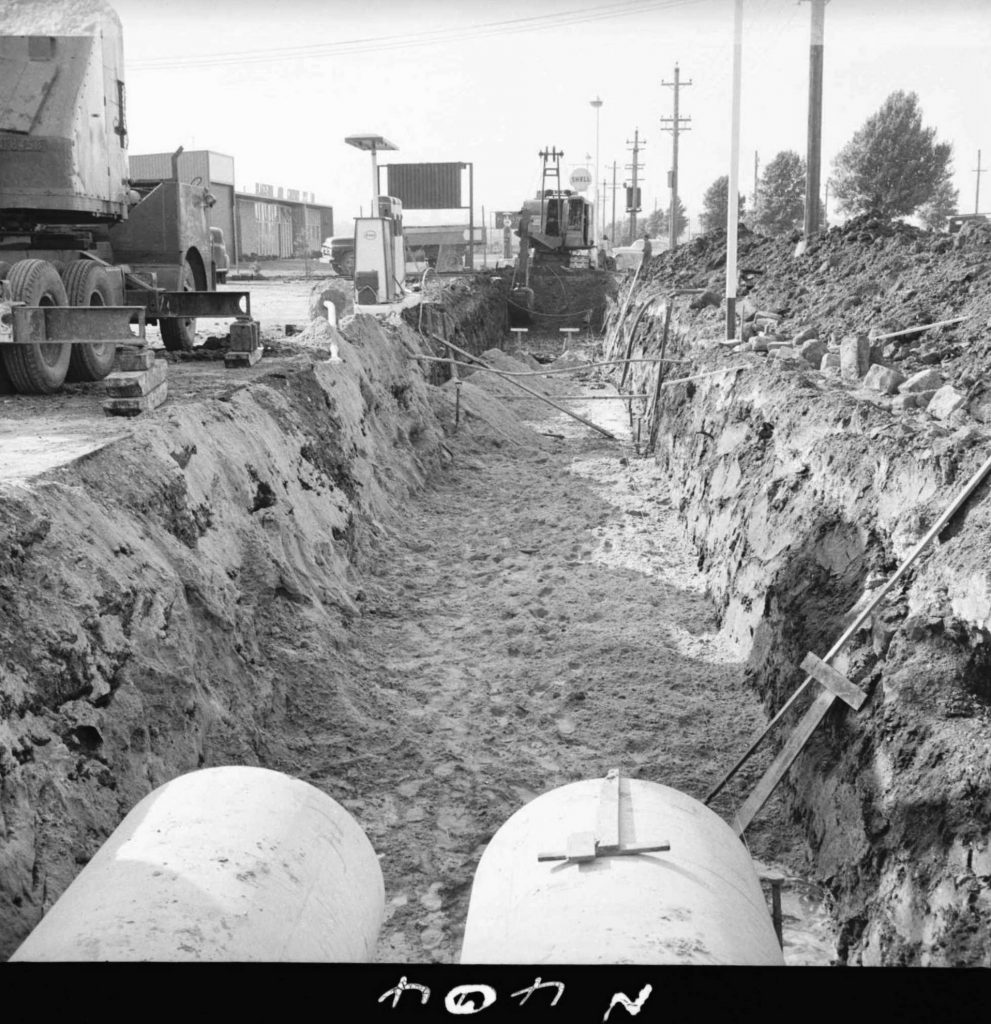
[0,274,836,963]
[6,251,989,966]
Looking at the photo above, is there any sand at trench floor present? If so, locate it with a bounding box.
[279,352,838,965]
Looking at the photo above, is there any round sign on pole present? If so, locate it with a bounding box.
[569,168,592,192]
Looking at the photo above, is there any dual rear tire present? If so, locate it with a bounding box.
[0,259,118,393]
[0,260,72,394]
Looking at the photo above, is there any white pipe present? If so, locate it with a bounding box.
[460,777,782,964]
[10,766,384,961]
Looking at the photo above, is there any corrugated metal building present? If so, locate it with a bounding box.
[235,186,333,260]
[128,150,333,262]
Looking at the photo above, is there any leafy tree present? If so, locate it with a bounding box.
[644,198,689,240]
[917,176,959,231]
[754,150,806,235]
[831,90,953,219]
[700,175,746,233]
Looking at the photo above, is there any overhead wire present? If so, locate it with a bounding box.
[128,0,709,71]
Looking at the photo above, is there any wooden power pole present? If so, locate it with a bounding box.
[625,129,644,240]
[802,0,827,240]
[661,64,692,251]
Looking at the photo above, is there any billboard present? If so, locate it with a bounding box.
[385,163,463,210]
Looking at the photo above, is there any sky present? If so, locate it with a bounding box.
[110,0,990,236]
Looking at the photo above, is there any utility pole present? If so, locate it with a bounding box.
[753,150,759,211]
[625,129,644,241]
[660,63,692,251]
[802,0,827,242]
[590,96,603,239]
[974,149,986,214]
[611,160,618,239]
[601,178,608,238]
[726,0,743,340]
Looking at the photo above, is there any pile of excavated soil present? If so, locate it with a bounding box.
[636,214,991,390]
[603,217,991,965]
[0,313,446,954]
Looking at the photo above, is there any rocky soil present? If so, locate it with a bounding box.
[606,215,991,965]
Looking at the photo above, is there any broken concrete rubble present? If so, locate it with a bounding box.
[839,333,870,380]
[927,384,967,421]
[899,368,944,393]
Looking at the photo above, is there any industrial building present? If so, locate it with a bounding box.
[128,150,333,263]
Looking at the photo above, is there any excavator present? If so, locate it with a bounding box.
[510,148,595,317]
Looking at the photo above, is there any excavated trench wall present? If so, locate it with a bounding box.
[0,307,504,957]
[607,300,991,966]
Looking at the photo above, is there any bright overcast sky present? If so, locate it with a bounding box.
[112,0,989,234]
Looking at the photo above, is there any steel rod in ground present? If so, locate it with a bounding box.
[500,394,649,400]
[871,316,968,341]
[647,301,674,453]
[429,334,618,441]
[704,446,991,807]
[410,354,687,376]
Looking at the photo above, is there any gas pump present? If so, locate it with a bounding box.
[354,196,406,306]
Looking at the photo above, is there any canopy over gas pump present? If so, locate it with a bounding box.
[345,134,407,307]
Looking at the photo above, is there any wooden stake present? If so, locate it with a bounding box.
[709,446,991,823]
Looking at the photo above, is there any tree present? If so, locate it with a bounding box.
[831,90,954,219]
[917,176,959,231]
[754,150,806,236]
[644,198,689,240]
[700,176,746,233]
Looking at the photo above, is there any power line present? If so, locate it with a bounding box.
[128,0,705,71]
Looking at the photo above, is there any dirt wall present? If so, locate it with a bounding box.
[0,314,444,956]
[605,222,991,965]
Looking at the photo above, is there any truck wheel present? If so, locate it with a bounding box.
[160,259,197,351]
[0,259,71,394]
[63,261,117,382]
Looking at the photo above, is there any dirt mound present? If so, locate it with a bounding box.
[638,216,991,391]
[606,216,991,965]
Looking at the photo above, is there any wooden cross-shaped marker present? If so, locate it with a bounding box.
[537,769,671,863]
[731,653,868,836]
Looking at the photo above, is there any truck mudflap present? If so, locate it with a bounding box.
[127,290,251,319]
[0,303,147,346]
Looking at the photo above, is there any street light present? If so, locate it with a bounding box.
[590,97,603,240]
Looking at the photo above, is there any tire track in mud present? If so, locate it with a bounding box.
[297,376,817,964]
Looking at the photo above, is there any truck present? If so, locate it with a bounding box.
[0,0,249,394]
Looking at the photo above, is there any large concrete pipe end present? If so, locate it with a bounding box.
[460,773,783,965]
[10,766,384,961]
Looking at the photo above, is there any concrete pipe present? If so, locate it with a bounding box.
[10,766,384,961]
[460,776,783,965]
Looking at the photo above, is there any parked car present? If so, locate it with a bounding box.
[319,236,355,277]
[611,236,667,272]
[210,226,229,284]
